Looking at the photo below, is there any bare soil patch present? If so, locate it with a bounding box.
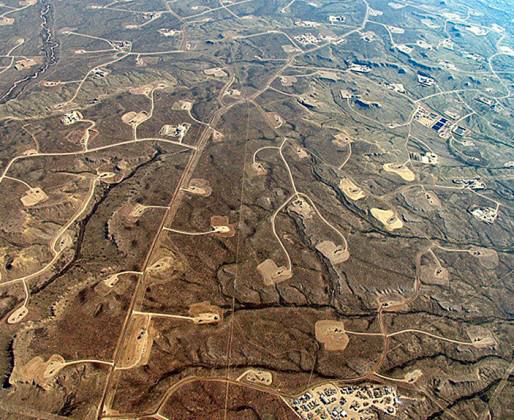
[315,320,349,351]
[257,259,292,286]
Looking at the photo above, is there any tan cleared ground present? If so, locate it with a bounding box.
[210,215,236,237]
[7,305,29,324]
[14,57,40,70]
[405,369,423,383]
[424,191,442,208]
[339,178,366,200]
[56,232,74,251]
[98,171,118,184]
[294,145,309,159]
[95,276,118,296]
[250,162,267,176]
[117,314,154,369]
[147,256,173,273]
[20,187,48,207]
[129,81,168,96]
[280,75,297,86]
[257,259,292,286]
[128,203,147,219]
[371,208,403,231]
[128,86,154,96]
[332,131,352,148]
[466,326,497,349]
[0,17,15,26]
[383,163,415,182]
[377,293,409,311]
[121,111,149,125]
[315,320,349,351]
[10,354,65,390]
[22,148,38,156]
[181,178,212,196]
[188,302,223,324]
[318,70,339,81]
[419,264,449,286]
[316,240,349,264]
[288,197,313,218]
[172,100,193,111]
[212,130,225,142]
[265,112,284,128]
[238,369,273,386]
[204,67,227,77]
[469,247,499,269]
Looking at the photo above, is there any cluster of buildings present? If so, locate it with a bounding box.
[349,63,371,73]
[295,20,321,28]
[470,207,498,224]
[384,82,405,93]
[113,40,131,51]
[14,58,38,71]
[61,111,83,126]
[439,38,454,50]
[413,106,452,138]
[328,15,346,24]
[453,177,486,190]
[360,32,377,42]
[288,383,399,420]
[159,123,191,141]
[417,74,436,87]
[294,33,321,45]
[410,151,438,165]
[92,67,109,78]
[465,52,483,62]
[475,95,503,112]
[158,28,180,37]
[294,32,337,46]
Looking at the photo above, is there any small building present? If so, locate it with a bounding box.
[350,63,371,73]
[61,111,83,126]
[453,125,467,137]
[420,152,438,164]
[476,96,495,107]
[328,15,345,24]
[92,67,109,78]
[418,74,436,86]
